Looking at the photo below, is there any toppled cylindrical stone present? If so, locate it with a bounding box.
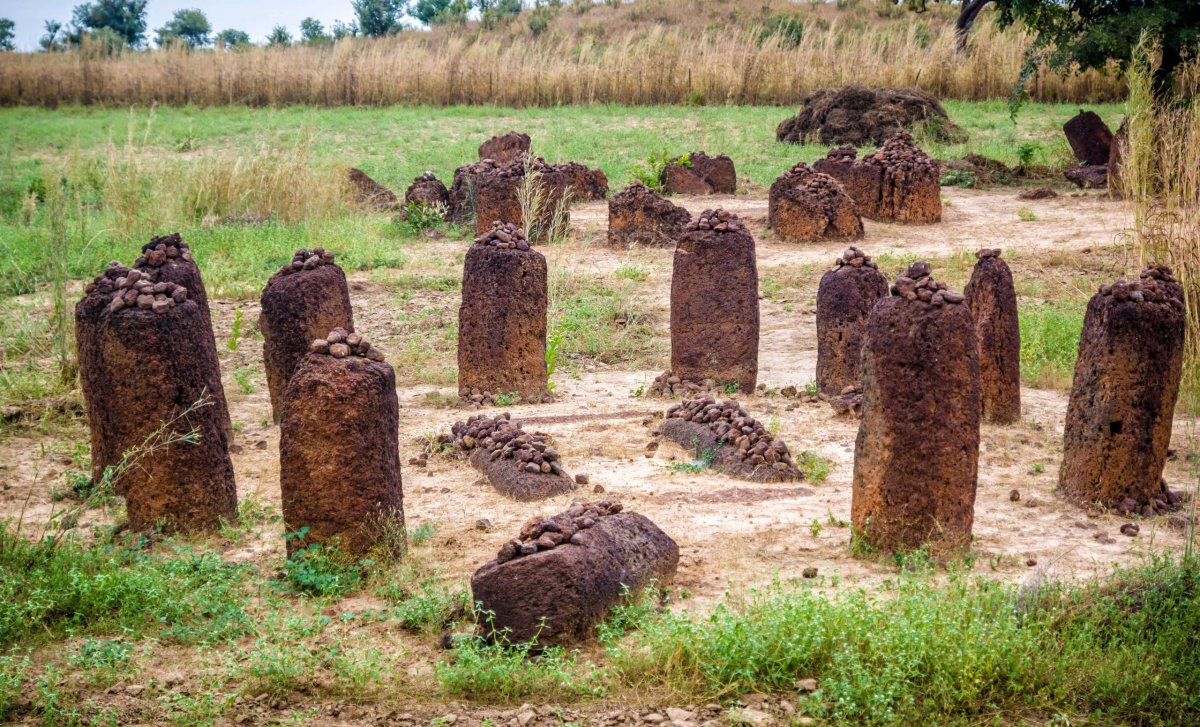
[449,413,577,500]
[659,396,803,482]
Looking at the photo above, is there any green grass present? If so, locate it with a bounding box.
[1019,300,1087,389]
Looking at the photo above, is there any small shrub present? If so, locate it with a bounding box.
[281,530,363,598]
[794,451,833,484]
[436,630,605,700]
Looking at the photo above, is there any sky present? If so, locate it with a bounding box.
[0,0,365,51]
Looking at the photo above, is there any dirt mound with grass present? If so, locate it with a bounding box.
[776,84,963,146]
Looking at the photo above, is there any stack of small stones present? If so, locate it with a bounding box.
[832,246,878,271]
[275,247,336,276]
[495,500,624,563]
[133,232,193,267]
[688,208,746,233]
[473,221,532,251]
[829,385,864,417]
[1117,478,1184,518]
[863,130,938,177]
[666,396,796,472]
[451,413,566,476]
[1098,264,1183,307]
[976,247,1002,261]
[825,145,857,163]
[88,264,191,315]
[891,261,965,305]
[307,327,386,362]
[647,373,721,398]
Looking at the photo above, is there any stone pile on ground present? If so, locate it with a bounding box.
[458,222,550,406]
[815,246,889,396]
[660,396,802,480]
[347,168,400,211]
[851,261,979,554]
[661,152,737,195]
[828,385,864,417]
[449,413,576,500]
[646,372,722,398]
[964,248,1021,424]
[471,501,678,644]
[776,84,963,146]
[814,131,941,223]
[280,328,403,556]
[478,131,531,163]
[404,171,450,210]
[768,162,862,241]
[1059,265,1186,515]
[607,181,691,247]
[1064,165,1108,189]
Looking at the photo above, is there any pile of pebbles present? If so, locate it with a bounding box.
[824,145,857,163]
[275,247,336,276]
[828,385,864,417]
[666,396,796,471]
[891,261,965,305]
[307,327,386,362]
[1098,264,1183,307]
[863,130,939,177]
[495,500,624,563]
[1116,478,1186,518]
[473,221,532,251]
[687,208,746,233]
[647,372,722,398]
[831,245,878,271]
[450,413,566,476]
[87,263,191,315]
[133,232,193,268]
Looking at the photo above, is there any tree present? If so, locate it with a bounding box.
[0,19,14,52]
[331,20,359,40]
[353,0,404,37]
[413,0,471,26]
[266,25,292,47]
[478,0,522,30]
[156,8,212,48]
[40,20,66,51]
[70,0,148,47]
[300,17,331,45]
[216,29,251,48]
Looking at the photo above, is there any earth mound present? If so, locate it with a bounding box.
[776,84,963,146]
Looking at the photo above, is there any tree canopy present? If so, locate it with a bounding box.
[216,29,251,48]
[353,0,406,37]
[0,19,14,52]
[70,0,148,47]
[156,8,212,48]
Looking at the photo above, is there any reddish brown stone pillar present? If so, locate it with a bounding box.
[964,248,1021,424]
[768,163,862,242]
[1059,267,1185,514]
[669,209,759,393]
[607,181,691,248]
[851,262,980,554]
[280,329,403,556]
[77,262,130,488]
[260,248,354,423]
[457,222,549,404]
[816,247,889,396]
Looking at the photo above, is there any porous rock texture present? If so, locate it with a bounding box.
[554,161,609,201]
[458,222,549,403]
[852,261,980,554]
[659,397,803,482]
[404,171,450,210]
[478,131,532,164]
[471,501,678,645]
[776,84,962,146]
[963,248,1021,424]
[1059,266,1186,515]
[662,152,737,195]
[470,158,574,239]
[450,413,577,500]
[1063,110,1114,165]
[815,247,888,396]
[1064,165,1108,189]
[768,162,863,242]
[814,132,941,223]
[260,248,354,423]
[606,181,691,248]
[668,209,759,393]
[347,168,400,211]
[280,329,402,556]
[78,270,236,532]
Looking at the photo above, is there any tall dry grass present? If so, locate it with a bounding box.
[0,18,1122,108]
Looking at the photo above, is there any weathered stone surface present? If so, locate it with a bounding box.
[471,158,574,239]
[606,181,691,248]
[554,161,608,201]
[659,397,803,482]
[404,171,450,210]
[662,152,737,195]
[447,159,490,224]
[479,131,532,163]
[852,262,980,554]
[450,413,577,500]
[458,224,548,401]
[815,132,941,223]
[347,168,400,211]
[1064,165,1108,189]
[1059,266,1185,512]
[776,84,962,146]
[260,249,354,424]
[468,448,576,501]
[768,162,862,242]
[1063,110,1114,165]
[471,505,678,644]
[964,248,1020,424]
[80,280,235,532]
[280,344,403,557]
[670,209,759,393]
[815,247,888,396]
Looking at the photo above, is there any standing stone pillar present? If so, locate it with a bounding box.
[964,248,1021,424]
[816,247,888,396]
[851,262,980,554]
[260,248,354,423]
[280,329,403,556]
[1059,267,1185,515]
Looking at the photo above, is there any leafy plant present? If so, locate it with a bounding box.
[233,366,255,394]
[226,309,244,351]
[281,529,363,598]
[1017,207,1038,222]
[629,149,690,193]
[794,451,833,484]
[400,201,445,235]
